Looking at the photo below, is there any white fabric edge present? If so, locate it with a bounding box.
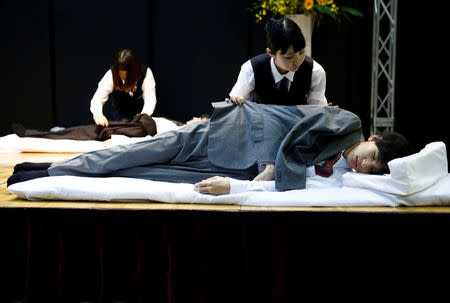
[8,175,450,207]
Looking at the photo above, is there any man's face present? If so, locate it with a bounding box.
[344,141,387,174]
[269,45,306,74]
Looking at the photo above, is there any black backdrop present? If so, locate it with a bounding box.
[1,0,448,164]
[1,209,450,302]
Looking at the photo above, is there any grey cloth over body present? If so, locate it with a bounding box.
[48,116,258,183]
[274,105,362,191]
[49,101,362,189]
[207,100,304,169]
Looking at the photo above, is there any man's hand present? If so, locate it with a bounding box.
[328,102,339,108]
[225,96,245,105]
[186,114,210,125]
[186,117,203,125]
[253,163,275,181]
[94,114,109,127]
[194,176,230,196]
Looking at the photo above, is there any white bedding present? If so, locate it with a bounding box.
[0,117,180,153]
[6,142,450,207]
[7,174,450,207]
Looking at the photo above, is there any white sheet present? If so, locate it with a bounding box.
[0,117,180,153]
[8,174,450,207]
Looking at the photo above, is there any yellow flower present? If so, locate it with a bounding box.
[304,0,314,10]
[252,0,361,23]
[331,3,339,12]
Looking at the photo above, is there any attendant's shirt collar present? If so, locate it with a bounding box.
[270,57,295,83]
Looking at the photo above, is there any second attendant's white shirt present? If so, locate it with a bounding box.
[90,67,157,118]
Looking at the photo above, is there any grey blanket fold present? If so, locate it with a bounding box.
[208,101,303,169]
[274,105,363,191]
[208,102,362,191]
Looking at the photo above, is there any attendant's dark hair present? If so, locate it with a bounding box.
[112,49,142,91]
[265,18,306,54]
[375,131,414,173]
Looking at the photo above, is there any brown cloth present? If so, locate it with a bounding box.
[18,114,157,141]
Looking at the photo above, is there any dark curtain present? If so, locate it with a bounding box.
[1,209,449,303]
[1,0,449,166]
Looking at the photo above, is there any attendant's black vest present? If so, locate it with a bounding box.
[250,53,313,105]
[109,65,148,121]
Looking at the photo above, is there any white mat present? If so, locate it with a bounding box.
[0,117,180,153]
[7,173,450,207]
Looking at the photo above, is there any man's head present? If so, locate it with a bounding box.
[343,131,413,174]
[265,18,306,73]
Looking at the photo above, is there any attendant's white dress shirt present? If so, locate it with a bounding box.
[90,67,157,118]
[229,57,327,105]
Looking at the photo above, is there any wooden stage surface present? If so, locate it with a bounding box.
[1,151,450,214]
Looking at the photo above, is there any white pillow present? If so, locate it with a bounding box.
[342,142,448,195]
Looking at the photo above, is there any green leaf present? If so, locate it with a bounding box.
[340,5,364,17]
[314,3,333,16]
[341,12,353,23]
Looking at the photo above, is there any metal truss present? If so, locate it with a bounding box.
[370,0,398,134]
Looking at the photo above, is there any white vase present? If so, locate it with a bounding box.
[286,14,315,56]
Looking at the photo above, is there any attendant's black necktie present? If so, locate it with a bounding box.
[314,153,342,178]
[277,77,289,95]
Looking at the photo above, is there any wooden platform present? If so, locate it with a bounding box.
[1,151,450,213]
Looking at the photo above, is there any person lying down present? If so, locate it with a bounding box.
[194,130,412,195]
[7,101,413,196]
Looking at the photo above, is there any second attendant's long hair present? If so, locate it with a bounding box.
[112,49,142,92]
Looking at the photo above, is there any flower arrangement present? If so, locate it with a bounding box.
[251,0,363,25]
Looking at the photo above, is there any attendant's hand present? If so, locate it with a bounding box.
[253,163,275,181]
[94,114,109,127]
[225,96,245,105]
[194,176,230,196]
